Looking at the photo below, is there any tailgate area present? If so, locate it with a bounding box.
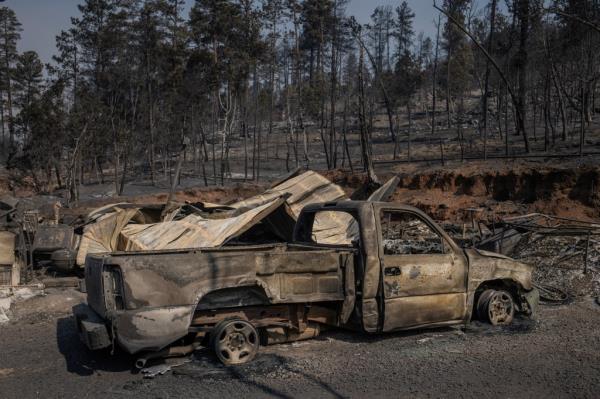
[73,303,111,350]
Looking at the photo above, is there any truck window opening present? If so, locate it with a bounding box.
[380,211,446,255]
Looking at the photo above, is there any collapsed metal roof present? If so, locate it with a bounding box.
[76,171,399,265]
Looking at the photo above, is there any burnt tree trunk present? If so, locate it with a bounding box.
[482,0,498,159]
[358,46,379,185]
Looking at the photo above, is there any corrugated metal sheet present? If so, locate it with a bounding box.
[311,176,400,245]
[77,208,142,265]
[120,199,287,251]
[231,171,347,217]
[75,172,400,264]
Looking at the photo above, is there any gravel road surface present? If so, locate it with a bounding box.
[1,288,599,399]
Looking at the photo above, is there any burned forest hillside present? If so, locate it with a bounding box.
[0,0,599,202]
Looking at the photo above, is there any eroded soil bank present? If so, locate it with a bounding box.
[320,161,598,223]
[3,159,599,226]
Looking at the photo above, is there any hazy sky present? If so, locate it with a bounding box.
[7,0,439,65]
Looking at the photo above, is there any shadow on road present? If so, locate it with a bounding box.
[174,351,346,399]
[56,315,133,376]
[229,354,346,399]
[313,325,458,344]
[312,315,535,345]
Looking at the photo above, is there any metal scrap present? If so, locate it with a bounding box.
[474,213,600,300]
[141,357,192,379]
[75,171,401,265]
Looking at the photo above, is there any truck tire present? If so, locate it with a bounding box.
[477,289,515,326]
[210,319,259,365]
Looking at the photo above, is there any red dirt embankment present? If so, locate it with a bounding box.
[5,162,599,224]
[324,164,600,222]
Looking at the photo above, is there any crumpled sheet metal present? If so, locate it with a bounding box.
[231,170,347,217]
[77,199,292,263]
[77,208,142,265]
[86,202,133,223]
[120,199,287,252]
[76,171,400,264]
[367,176,400,202]
[233,171,399,245]
[233,170,354,245]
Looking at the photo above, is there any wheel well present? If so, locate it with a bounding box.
[195,286,270,311]
[474,279,524,311]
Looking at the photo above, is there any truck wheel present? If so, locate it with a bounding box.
[477,289,515,326]
[210,319,259,365]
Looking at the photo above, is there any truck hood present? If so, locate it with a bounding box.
[465,248,534,291]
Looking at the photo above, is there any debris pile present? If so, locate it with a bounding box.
[477,214,600,299]
[517,236,599,301]
[3,166,599,305]
[75,171,399,267]
[0,284,45,323]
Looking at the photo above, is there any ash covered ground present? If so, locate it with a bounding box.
[0,288,599,398]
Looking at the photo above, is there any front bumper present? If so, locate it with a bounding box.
[521,288,540,318]
[73,304,112,350]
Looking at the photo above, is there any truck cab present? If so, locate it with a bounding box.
[295,202,538,335]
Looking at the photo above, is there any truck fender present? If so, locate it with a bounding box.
[193,280,274,312]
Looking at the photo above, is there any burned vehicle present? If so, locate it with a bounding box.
[32,224,79,272]
[74,201,539,366]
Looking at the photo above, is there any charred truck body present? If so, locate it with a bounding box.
[74,202,539,365]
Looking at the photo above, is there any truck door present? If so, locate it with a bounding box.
[377,208,468,331]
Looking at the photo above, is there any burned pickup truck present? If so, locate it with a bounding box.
[74,201,539,366]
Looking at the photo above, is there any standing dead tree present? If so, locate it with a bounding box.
[482,0,498,160]
[434,3,530,153]
[356,33,379,186]
[65,123,89,206]
[348,17,397,145]
[432,15,443,165]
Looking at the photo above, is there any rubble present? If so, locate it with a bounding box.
[0,284,45,324]
[476,213,600,299]
[141,358,192,379]
[514,235,600,299]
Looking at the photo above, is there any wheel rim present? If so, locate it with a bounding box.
[488,291,514,325]
[215,321,258,365]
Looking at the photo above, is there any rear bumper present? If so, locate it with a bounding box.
[73,303,194,354]
[72,304,111,350]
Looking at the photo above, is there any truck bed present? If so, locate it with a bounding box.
[86,243,355,318]
[83,243,355,353]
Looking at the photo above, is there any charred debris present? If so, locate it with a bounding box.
[1,170,598,310]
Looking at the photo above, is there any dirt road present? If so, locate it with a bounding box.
[0,288,599,399]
